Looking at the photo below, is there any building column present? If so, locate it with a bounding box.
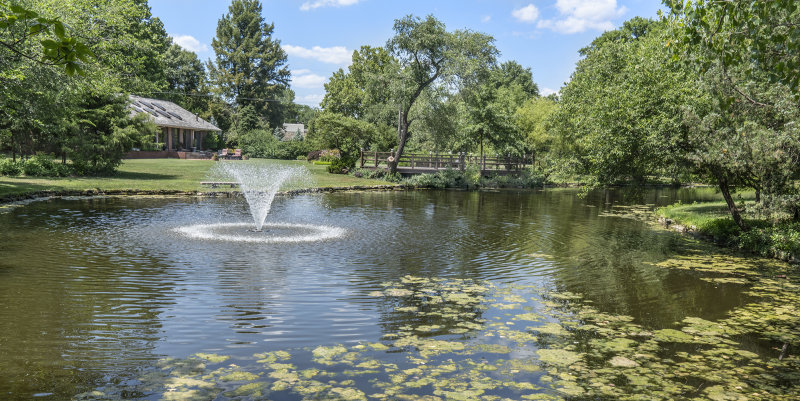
[166,128,173,151]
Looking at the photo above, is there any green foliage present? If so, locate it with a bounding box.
[326,157,355,174]
[208,0,290,128]
[0,157,22,176]
[0,155,71,177]
[307,112,380,158]
[0,1,93,75]
[386,14,498,172]
[515,97,557,156]
[202,133,221,151]
[321,46,398,128]
[551,18,693,185]
[659,201,800,260]
[665,0,800,93]
[664,1,800,228]
[237,129,311,160]
[405,167,545,190]
[67,92,155,175]
[162,43,209,115]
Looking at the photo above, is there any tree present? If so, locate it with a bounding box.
[307,112,380,159]
[385,14,497,173]
[208,0,290,128]
[458,61,536,158]
[0,1,92,75]
[1,0,170,169]
[321,45,398,128]
[67,90,156,175]
[550,18,694,185]
[515,96,558,162]
[163,43,208,115]
[666,0,800,228]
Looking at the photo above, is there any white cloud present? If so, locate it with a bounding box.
[537,0,627,34]
[512,4,540,23]
[172,35,208,53]
[292,71,327,89]
[541,87,558,96]
[283,45,351,65]
[481,15,492,23]
[298,94,324,106]
[300,0,360,11]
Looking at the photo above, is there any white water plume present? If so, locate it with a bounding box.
[211,162,309,231]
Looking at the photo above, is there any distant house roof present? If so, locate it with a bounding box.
[129,95,220,132]
[281,123,306,141]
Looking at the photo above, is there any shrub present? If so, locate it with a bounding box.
[307,150,323,161]
[320,149,341,162]
[738,223,800,259]
[349,168,388,180]
[327,157,355,174]
[0,158,22,176]
[22,155,59,176]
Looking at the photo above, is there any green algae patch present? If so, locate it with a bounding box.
[608,355,638,367]
[72,274,800,400]
[536,349,582,366]
[193,353,230,364]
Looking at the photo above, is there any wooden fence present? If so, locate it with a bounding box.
[359,151,533,175]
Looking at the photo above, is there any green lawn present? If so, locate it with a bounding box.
[0,158,394,198]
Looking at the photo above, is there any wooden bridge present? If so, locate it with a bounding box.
[359,151,533,176]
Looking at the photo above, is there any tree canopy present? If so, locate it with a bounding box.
[208,0,290,129]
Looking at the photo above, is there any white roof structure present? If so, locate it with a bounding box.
[282,123,306,140]
[129,95,220,131]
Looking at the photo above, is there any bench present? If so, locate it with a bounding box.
[200,182,240,188]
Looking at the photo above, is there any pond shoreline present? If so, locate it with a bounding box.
[655,210,799,265]
[0,185,411,207]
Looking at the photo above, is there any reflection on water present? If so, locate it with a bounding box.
[0,188,750,398]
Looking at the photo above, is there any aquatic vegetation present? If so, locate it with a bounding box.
[72,270,799,400]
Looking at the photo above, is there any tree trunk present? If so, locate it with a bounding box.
[755,188,761,203]
[713,170,748,231]
[389,107,412,174]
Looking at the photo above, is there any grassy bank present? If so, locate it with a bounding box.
[0,159,394,198]
[658,201,800,262]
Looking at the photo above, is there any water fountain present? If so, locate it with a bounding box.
[175,161,345,243]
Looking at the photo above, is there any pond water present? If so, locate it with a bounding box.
[0,189,795,400]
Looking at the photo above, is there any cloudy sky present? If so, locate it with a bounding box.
[151,0,662,106]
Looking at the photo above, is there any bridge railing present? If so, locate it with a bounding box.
[359,151,532,173]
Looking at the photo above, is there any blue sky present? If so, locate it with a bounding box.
[150,0,663,106]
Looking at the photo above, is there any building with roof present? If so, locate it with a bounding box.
[128,95,220,152]
[281,123,306,141]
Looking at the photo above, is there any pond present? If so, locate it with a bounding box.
[1,189,797,400]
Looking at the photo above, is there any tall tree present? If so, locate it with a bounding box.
[208,0,290,129]
[2,0,170,167]
[550,18,693,185]
[163,43,208,115]
[385,14,496,173]
[459,61,537,158]
[321,45,398,128]
[666,0,800,228]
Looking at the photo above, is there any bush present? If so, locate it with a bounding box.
[327,156,355,174]
[0,158,22,176]
[307,150,323,161]
[20,155,73,177]
[738,222,800,259]
[350,168,389,180]
[320,149,341,162]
